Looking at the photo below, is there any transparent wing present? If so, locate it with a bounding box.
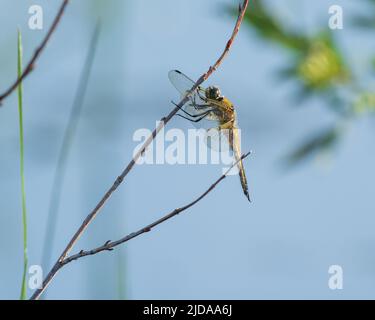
[168,70,209,116]
[168,70,198,97]
[205,126,231,152]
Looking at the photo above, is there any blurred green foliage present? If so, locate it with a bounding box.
[285,126,340,166]
[354,92,375,114]
[238,2,350,92]
[227,1,374,166]
[296,36,349,90]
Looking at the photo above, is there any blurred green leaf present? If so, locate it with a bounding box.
[284,126,340,166]
[296,33,350,90]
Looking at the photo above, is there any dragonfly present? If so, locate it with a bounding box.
[168,70,250,202]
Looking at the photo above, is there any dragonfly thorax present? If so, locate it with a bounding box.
[205,86,222,100]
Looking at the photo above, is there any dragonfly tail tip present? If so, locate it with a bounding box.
[245,192,251,203]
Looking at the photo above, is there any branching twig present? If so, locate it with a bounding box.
[61,152,251,265]
[0,0,69,105]
[30,0,249,300]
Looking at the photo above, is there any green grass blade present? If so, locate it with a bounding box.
[17,29,28,300]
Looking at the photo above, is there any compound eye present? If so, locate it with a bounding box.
[206,86,221,99]
[213,88,221,98]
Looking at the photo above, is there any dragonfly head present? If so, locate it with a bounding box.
[205,86,222,100]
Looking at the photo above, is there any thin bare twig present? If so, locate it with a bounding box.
[30,0,249,300]
[0,0,69,105]
[61,152,250,265]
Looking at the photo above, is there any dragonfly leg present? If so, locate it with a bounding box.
[177,111,211,123]
[171,100,212,118]
[190,87,207,105]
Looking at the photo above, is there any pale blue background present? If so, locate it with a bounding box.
[0,0,374,299]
